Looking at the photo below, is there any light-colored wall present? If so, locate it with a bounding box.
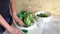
[16,0,60,16]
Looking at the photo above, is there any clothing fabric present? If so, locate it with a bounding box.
[0,0,12,33]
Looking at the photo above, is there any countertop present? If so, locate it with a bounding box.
[3,16,60,34]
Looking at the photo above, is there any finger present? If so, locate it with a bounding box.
[18,30,24,34]
[19,32,24,34]
[18,19,24,25]
[17,31,23,34]
[20,31,24,34]
[19,32,23,34]
[17,19,24,26]
[15,17,24,26]
[18,21,24,26]
[13,19,16,25]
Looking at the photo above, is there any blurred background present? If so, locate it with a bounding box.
[15,0,60,16]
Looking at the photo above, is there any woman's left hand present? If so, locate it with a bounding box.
[13,15,24,26]
[10,0,24,26]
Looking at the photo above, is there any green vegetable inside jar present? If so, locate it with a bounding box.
[37,13,49,17]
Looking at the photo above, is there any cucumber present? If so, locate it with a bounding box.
[29,13,34,22]
[24,15,31,27]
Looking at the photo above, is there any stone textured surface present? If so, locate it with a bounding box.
[42,21,60,34]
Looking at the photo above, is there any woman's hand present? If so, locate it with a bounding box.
[10,0,24,26]
[0,15,24,34]
[13,15,24,26]
[8,27,24,34]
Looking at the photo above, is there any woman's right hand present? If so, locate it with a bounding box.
[8,27,24,34]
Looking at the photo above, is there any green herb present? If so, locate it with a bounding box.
[17,13,24,19]
[37,13,48,17]
[22,29,28,34]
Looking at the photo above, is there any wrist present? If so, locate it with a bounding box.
[6,25,12,31]
[13,13,17,18]
[7,26,13,32]
[13,11,17,16]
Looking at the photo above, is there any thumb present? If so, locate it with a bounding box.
[18,20,24,26]
[14,16,25,26]
[13,19,16,25]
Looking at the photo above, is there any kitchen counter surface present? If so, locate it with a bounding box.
[3,16,60,34]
